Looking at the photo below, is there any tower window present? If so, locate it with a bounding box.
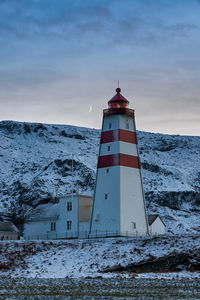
[132,222,136,229]
[107,145,110,151]
[104,193,108,200]
[67,201,72,211]
[51,222,56,231]
[126,122,129,129]
[67,220,72,230]
[109,122,112,129]
[106,168,110,174]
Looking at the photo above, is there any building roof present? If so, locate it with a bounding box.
[57,193,93,200]
[0,221,19,233]
[59,194,93,200]
[148,215,166,227]
[25,203,60,222]
[108,88,129,105]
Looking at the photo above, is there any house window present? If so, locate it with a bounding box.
[67,220,72,230]
[104,193,108,200]
[126,122,129,129]
[51,222,56,231]
[106,168,110,174]
[107,145,110,151]
[109,122,112,129]
[67,201,72,211]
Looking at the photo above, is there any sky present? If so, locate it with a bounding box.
[0,0,200,135]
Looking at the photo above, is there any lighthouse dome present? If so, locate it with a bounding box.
[108,88,129,109]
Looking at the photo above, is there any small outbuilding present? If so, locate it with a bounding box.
[148,214,166,235]
[0,221,19,240]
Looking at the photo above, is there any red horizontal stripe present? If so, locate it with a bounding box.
[119,129,137,144]
[98,153,140,169]
[101,129,137,144]
[101,130,117,143]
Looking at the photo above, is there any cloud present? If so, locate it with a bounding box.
[0,0,199,135]
[0,0,199,51]
[0,0,112,41]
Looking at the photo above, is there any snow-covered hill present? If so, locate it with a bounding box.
[0,120,200,234]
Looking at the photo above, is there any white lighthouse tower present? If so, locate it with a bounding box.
[90,87,149,237]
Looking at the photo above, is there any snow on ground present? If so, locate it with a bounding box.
[0,235,200,279]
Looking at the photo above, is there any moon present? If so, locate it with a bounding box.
[89,105,92,113]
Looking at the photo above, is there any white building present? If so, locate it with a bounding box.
[148,215,166,235]
[24,194,93,240]
[90,88,149,237]
[23,194,165,240]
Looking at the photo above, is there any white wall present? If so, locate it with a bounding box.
[103,114,120,131]
[90,166,121,236]
[103,114,136,132]
[58,196,79,235]
[101,141,138,157]
[119,115,136,132]
[149,217,165,235]
[120,166,148,235]
[79,222,90,238]
[24,220,56,239]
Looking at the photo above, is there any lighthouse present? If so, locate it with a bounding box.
[90,87,149,237]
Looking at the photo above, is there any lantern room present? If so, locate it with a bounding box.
[108,88,129,109]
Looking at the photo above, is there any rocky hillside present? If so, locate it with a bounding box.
[0,235,200,278]
[0,120,199,234]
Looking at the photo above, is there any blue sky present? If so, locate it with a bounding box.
[0,0,200,135]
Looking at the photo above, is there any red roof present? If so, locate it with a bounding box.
[108,88,129,105]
